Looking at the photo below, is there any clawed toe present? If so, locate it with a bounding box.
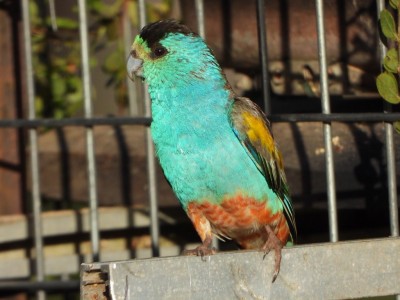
[262,225,283,283]
[182,236,216,260]
[183,246,216,259]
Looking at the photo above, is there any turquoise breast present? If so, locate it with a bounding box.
[149,83,279,211]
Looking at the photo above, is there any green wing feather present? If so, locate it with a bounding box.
[229,96,297,242]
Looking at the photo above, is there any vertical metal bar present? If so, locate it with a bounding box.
[123,9,139,115]
[78,0,100,262]
[21,0,45,299]
[138,0,147,33]
[195,0,205,38]
[377,1,399,239]
[138,0,160,257]
[386,120,399,236]
[48,0,58,31]
[315,0,338,242]
[256,0,271,115]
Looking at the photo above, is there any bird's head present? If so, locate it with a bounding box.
[127,19,226,91]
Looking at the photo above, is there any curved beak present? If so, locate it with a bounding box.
[127,50,143,80]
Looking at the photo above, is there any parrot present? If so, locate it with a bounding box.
[127,19,296,282]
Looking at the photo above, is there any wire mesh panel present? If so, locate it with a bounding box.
[0,0,398,298]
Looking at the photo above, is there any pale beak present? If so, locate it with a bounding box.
[127,50,143,80]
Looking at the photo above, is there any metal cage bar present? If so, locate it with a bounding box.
[256,0,272,115]
[0,113,400,129]
[138,0,161,257]
[315,0,339,242]
[78,0,100,262]
[21,0,45,299]
[123,6,139,116]
[195,0,205,38]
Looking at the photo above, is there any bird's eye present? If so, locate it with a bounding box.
[153,46,167,58]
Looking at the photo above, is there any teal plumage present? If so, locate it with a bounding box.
[127,19,296,281]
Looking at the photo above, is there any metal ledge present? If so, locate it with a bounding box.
[81,237,400,299]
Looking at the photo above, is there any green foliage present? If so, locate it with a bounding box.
[30,0,172,118]
[376,72,400,104]
[394,121,400,134]
[376,5,400,128]
[30,0,82,119]
[390,0,399,10]
[383,48,398,73]
[380,10,398,41]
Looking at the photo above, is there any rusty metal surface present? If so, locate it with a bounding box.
[0,1,25,216]
[81,238,400,299]
[81,264,108,300]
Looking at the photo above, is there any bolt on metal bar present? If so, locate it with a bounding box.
[315,0,338,242]
[21,0,45,299]
[78,0,100,262]
[138,0,160,257]
[256,0,271,115]
[377,0,399,240]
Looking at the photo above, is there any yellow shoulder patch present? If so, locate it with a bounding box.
[241,111,282,166]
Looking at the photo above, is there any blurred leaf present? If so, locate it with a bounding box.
[97,25,107,41]
[46,17,79,30]
[390,0,399,10]
[91,0,124,18]
[380,10,398,41]
[103,49,123,73]
[51,72,67,99]
[32,32,45,43]
[394,121,400,134]
[53,58,67,68]
[376,72,400,104]
[34,96,43,116]
[384,48,399,73]
[147,0,172,22]
[106,19,119,40]
[54,109,65,119]
[29,1,41,25]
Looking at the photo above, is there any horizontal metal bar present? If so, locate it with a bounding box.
[0,113,399,128]
[270,113,400,122]
[0,247,183,280]
[82,237,400,299]
[0,206,180,244]
[0,280,80,292]
[0,117,152,128]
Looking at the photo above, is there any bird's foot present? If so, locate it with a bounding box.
[262,225,283,283]
[183,236,216,261]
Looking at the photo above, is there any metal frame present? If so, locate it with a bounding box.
[21,0,45,299]
[0,0,398,297]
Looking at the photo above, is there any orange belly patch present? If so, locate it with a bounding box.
[187,195,290,249]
